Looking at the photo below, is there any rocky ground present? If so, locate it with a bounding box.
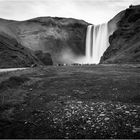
[0,64,140,138]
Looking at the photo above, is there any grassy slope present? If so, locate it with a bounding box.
[0,65,140,138]
[0,34,42,68]
[0,17,89,64]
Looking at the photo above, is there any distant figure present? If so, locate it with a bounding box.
[129,5,133,8]
[57,64,62,66]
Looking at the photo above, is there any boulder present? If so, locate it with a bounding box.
[35,50,53,66]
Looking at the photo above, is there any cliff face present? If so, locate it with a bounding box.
[0,34,42,68]
[0,17,89,64]
[101,5,140,64]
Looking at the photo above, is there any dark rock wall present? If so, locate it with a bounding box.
[101,5,140,64]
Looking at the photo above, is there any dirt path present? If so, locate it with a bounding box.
[0,68,27,73]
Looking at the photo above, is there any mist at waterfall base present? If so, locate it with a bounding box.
[59,23,109,65]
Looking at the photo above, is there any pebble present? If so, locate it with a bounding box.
[29,88,33,91]
[125,111,130,114]
[104,117,110,121]
[90,107,94,111]
[87,120,92,124]
[77,101,82,104]
[133,127,140,133]
[99,113,105,117]
[132,129,137,133]
[132,112,137,115]
[33,99,140,138]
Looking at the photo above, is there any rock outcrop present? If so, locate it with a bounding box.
[0,34,42,68]
[0,17,89,64]
[35,50,53,66]
[101,5,140,64]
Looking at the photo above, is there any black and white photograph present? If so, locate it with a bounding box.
[0,0,140,139]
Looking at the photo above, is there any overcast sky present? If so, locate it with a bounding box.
[0,0,139,24]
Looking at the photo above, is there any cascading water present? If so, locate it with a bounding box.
[85,23,109,64]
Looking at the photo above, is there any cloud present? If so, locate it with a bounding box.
[0,0,139,24]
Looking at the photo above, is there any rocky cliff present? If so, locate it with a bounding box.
[101,5,140,64]
[0,34,42,68]
[0,17,89,64]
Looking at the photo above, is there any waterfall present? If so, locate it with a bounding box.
[85,23,109,64]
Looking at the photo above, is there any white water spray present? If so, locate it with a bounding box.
[85,23,109,64]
